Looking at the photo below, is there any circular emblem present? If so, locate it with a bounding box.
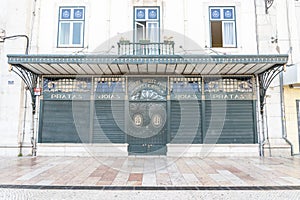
[149,10,157,19]
[62,10,70,18]
[212,10,220,18]
[75,10,82,18]
[152,114,162,128]
[133,114,143,127]
[224,10,232,18]
[137,10,145,19]
[47,82,55,90]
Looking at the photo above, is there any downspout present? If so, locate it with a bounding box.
[254,0,263,156]
[19,86,28,156]
[31,93,36,156]
[254,0,260,55]
[32,77,40,156]
[30,0,38,156]
[256,75,265,156]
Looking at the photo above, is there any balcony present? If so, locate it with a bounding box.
[117,40,174,56]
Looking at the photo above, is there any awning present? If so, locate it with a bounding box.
[7,54,288,76]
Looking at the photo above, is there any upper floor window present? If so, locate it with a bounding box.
[209,7,236,48]
[134,7,160,42]
[57,6,85,47]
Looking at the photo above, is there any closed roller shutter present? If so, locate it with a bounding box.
[204,100,256,144]
[39,100,90,143]
[93,100,125,143]
[170,100,202,144]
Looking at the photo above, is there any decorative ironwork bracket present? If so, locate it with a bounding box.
[265,0,275,14]
[258,64,284,115]
[10,64,39,114]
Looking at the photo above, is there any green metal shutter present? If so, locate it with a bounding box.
[39,100,90,143]
[204,100,256,144]
[93,100,125,143]
[170,100,202,144]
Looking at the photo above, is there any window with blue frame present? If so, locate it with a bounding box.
[58,7,85,47]
[209,7,236,48]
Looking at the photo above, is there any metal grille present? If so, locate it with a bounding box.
[43,77,92,93]
[94,77,125,93]
[204,77,253,93]
[170,77,201,93]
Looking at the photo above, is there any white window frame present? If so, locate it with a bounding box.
[134,7,160,43]
[57,6,85,48]
[209,7,236,48]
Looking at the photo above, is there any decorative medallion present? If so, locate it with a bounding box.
[74,9,83,19]
[223,9,233,19]
[211,9,220,19]
[128,102,166,138]
[136,9,145,19]
[61,9,71,19]
[129,80,167,101]
[133,114,143,127]
[47,81,55,90]
[148,9,157,19]
[152,114,162,128]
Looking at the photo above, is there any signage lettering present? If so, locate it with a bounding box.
[172,94,199,100]
[205,93,253,100]
[50,93,84,100]
[95,93,122,100]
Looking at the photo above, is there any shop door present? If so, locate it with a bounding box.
[127,102,167,155]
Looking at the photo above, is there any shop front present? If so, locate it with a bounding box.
[7,54,288,156]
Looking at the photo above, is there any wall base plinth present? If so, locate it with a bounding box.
[263,139,292,157]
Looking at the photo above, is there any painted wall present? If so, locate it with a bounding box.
[34,0,258,55]
[284,86,300,154]
[0,0,34,156]
[283,0,300,85]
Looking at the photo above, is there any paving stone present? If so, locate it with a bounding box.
[0,156,299,187]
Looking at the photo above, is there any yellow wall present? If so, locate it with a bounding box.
[284,86,300,154]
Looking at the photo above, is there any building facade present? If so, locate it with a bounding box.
[0,0,297,157]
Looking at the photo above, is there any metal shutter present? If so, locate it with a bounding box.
[204,100,256,144]
[39,100,90,143]
[170,100,202,144]
[93,100,125,143]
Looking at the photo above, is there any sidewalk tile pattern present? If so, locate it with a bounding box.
[0,156,299,187]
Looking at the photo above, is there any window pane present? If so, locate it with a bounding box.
[211,21,222,47]
[147,22,158,42]
[59,23,70,45]
[72,23,82,45]
[223,22,235,46]
[136,22,146,42]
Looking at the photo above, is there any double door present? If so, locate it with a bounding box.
[127,101,167,155]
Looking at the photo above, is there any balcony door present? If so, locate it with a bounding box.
[134,7,160,43]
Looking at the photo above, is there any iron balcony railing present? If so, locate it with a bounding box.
[117,40,175,55]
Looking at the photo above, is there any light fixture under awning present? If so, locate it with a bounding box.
[7,54,288,76]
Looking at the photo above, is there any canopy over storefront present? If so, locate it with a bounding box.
[7,54,288,76]
[6,53,289,120]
